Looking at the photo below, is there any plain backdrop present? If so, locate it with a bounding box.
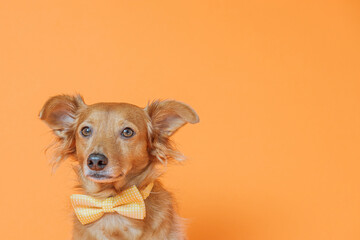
[0,0,360,239]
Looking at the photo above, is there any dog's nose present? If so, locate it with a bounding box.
[87,153,108,171]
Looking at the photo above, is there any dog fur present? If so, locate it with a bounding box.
[39,94,199,240]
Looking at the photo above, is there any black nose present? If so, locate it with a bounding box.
[87,153,108,171]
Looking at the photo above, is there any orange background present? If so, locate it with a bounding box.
[1,0,360,239]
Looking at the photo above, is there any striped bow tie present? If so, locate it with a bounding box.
[70,182,154,225]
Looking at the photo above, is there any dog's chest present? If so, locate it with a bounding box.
[86,213,144,240]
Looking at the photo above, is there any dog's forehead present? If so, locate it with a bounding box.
[79,102,148,128]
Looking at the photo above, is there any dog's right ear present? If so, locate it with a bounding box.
[39,94,86,138]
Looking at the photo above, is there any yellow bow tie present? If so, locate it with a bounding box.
[70,183,154,225]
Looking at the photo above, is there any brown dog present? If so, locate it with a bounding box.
[39,94,199,240]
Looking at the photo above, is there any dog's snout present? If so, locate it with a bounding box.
[87,153,108,171]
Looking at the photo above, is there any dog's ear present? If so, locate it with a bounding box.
[39,94,86,167]
[39,94,86,138]
[145,100,199,137]
[145,100,199,163]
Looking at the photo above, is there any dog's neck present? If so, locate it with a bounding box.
[74,160,161,199]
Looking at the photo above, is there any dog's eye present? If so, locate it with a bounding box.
[121,127,134,138]
[80,126,92,137]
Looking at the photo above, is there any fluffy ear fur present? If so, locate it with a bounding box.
[39,94,86,166]
[145,100,199,163]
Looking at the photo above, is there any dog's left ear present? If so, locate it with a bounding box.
[145,100,199,137]
[145,100,199,162]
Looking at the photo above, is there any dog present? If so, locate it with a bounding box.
[39,94,199,240]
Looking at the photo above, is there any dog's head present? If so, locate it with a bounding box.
[39,95,199,185]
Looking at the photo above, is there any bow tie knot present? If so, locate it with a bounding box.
[101,197,116,213]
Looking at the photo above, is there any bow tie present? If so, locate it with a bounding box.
[70,182,154,225]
